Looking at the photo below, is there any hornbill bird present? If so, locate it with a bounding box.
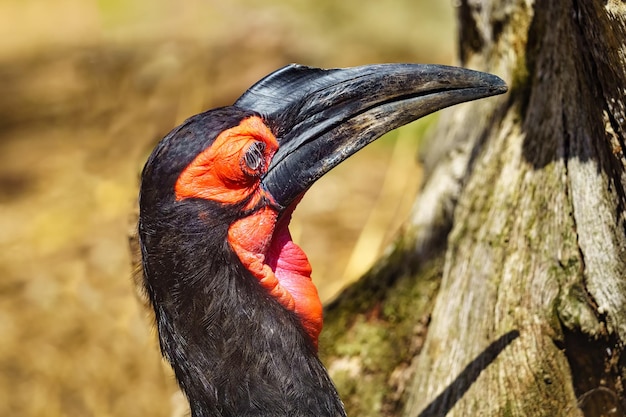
[138,64,506,417]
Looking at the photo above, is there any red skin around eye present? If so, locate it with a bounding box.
[175,116,278,205]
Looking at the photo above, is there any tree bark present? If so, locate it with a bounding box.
[321,1,626,416]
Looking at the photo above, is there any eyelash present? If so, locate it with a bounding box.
[242,141,267,175]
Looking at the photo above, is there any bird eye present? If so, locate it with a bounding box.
[241,141,267,175]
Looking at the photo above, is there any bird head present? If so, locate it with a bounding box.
[139,64,506,351]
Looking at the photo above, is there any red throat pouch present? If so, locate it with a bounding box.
[228,206,323,348]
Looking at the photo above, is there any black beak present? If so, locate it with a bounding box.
[234,64,507,211]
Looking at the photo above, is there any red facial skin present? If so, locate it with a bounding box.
[174,116,323,348]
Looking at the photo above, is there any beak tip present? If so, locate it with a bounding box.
[488,74,508,95]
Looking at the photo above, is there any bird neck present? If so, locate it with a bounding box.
[141,213,346,417]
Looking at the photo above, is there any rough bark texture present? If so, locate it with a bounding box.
[321,0,626,416]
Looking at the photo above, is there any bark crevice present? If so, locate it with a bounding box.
[562,324,625,417]
[416,330,520,417]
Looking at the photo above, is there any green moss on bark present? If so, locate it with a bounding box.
[319,235,444,417]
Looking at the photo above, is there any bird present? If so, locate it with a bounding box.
[137,63,507,417]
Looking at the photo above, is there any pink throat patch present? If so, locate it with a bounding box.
[227,206,323,348]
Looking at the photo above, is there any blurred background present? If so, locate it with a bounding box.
[0,1,454,416]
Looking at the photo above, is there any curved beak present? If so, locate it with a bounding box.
[234,64,507,211]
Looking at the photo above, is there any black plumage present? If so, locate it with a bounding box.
[140,108,345,417]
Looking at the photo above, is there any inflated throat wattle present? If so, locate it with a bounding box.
[227,206,323,348]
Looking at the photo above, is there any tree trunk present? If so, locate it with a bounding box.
[320,1,626,416]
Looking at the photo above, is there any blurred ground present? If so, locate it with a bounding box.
[0,1,454,416]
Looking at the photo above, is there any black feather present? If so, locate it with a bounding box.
[139,108,346,417]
